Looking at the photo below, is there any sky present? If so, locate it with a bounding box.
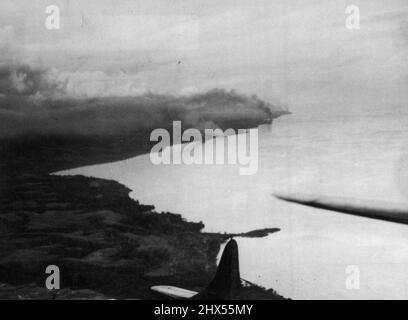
[3,1,408,299]
[0,0,407,116]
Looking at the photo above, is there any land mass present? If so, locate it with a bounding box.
[0,90,289,299]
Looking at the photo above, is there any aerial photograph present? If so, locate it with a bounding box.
[0,0,408,307]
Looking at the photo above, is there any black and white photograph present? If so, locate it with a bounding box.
[0,0,408,305]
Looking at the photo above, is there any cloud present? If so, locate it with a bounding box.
[0,25,20,67]
[0,25,14,50]
[0,63,149,100]
[0,64,63,98]
[0,63,285,138]
[0,88,284,138]
[401,19,408,45]
[0,24,287,139]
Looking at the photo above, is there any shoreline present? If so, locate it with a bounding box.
[0,113,288,299]
[0,172,285,299]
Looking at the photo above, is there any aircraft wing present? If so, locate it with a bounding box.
[150,286,198,299]
[274,192,408,225]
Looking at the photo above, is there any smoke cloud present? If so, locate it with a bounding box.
[0,64,286,139]
[0,25,286,139]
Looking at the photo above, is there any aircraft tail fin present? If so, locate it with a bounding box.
[193,239,241,300]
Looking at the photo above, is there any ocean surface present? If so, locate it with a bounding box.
[56,112,408,299]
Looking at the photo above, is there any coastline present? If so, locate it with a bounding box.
[0,110,288,299]
[0,171,285,299]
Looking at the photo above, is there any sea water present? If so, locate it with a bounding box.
[56,112,408,299]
